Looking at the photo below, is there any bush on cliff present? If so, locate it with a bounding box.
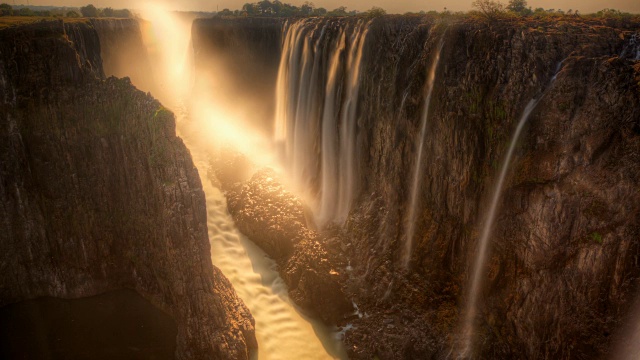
[0,3,12,16]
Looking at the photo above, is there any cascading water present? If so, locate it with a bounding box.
[620,32,640,60]
[402,40,444,270]
[455,98,542,358]
[274,19,370,227]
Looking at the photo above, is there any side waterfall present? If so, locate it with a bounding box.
[274,19,370,227]
[456,61,566,358]
[402,40,444,270]
[456,99,541,358]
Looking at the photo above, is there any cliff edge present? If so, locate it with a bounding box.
[0,20,256,359]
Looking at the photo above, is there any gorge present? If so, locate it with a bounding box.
[1,8,639,360]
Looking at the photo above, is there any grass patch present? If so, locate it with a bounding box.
[589,231,603,244]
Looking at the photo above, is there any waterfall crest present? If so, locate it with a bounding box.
[274,19,370,227]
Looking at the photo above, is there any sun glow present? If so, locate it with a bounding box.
[139,3,278,170]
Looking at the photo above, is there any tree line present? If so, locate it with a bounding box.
[0,3,131,18]
[472,0,637,20]
[216,1,386,18]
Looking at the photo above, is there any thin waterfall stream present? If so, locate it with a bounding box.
[457,62,565,358]
[402,39,444,270]
[456,99,541,359]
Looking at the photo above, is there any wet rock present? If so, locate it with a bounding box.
[222,166,354,323]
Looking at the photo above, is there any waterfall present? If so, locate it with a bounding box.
[456,99,540,358]
[402,40,444,270]
[274,19,370,227]
[456,61,566,358]
[620,32,640,60]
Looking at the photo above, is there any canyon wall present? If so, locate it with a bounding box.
[194,16,640,359]
[0,19,256,359]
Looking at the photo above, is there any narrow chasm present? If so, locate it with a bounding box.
[2,8,640,360]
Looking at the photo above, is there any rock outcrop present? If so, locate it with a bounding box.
[0,19,256,359]
[221,164,354,324]
[196,15,640,359]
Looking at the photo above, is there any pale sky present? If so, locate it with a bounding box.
[15,0,640,15]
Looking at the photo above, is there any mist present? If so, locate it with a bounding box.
[26,0,640,14]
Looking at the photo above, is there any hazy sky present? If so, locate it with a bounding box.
[18,0,640,15]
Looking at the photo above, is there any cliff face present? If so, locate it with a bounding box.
[0,20,256,359]
[350,17,640,359]
[195,16,640,359]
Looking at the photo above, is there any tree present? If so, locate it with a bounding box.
[472,0,505,20]
[258,0,272,14]
[0,3,13,16]
[242,3,258,15]
[102,7,114,17]
[217,8,234,16]
[301,1,314,15]
[506,0,530,15]
[66,10,80,17]
[327,6,348,16]
[112,9,131,18]
[312,7,326,16]
[80,4,98,17]
[18,7,34,16]
[366,6,386,18]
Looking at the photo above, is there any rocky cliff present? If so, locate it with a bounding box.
[0,19,256,359]
[195,15,640,359]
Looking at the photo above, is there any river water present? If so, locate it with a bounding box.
[175,104,347,360]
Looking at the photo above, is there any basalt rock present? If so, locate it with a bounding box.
[0,20,256,359]
[223,166,354,324]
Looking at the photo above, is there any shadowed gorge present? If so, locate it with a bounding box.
[1,7,640,360]
[0,290,177,359]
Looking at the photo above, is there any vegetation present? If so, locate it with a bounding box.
[590,232,603,244]
[0,3,131,19]
[216,0,359,17]
[365,6,387,19]
[0,3,11,16]
[472,0,506,20]
[471,0,638,21]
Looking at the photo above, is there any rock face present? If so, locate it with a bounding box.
[0,20,256,359]
[195,15,640,359]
